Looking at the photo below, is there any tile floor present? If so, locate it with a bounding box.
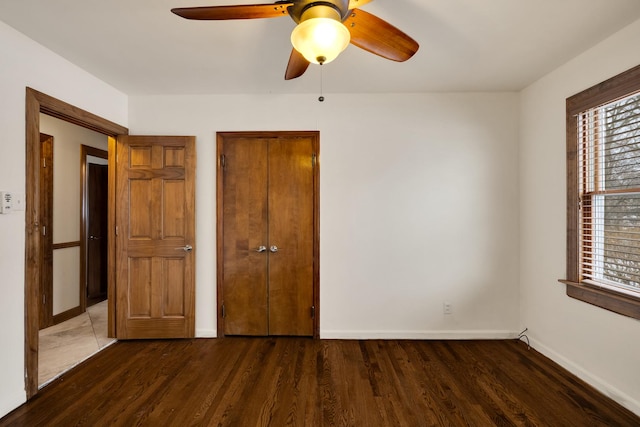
[39,300,116,387]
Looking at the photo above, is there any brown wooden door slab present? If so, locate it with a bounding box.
[221,137,269,335]
[39,133,54,330]
[115,135,196,339]
[218,132,319,338]
[268,138,314,336]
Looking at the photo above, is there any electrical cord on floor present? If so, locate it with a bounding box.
[517,328,530,350]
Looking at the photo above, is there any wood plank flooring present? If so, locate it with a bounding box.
[2,338,638,426]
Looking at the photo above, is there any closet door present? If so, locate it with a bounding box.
[221,137,269,335]
[218,132,318,337]
[268,138,314,336]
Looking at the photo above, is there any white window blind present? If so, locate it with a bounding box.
[578,92,640,295]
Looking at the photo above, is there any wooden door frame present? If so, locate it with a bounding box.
[25,88,128,398]
[81,145,108,312]
[216,131,320,339]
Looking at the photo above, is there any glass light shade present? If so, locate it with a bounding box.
[291,17,351,65]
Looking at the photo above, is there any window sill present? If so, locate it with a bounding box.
[559,280,640,321]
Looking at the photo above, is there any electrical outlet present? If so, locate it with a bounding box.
[443,302,452,315]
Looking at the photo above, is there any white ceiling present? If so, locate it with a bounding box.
[2,0,640,95]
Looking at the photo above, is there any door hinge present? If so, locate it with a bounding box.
[312,153,317,168]
[42,225,46,236]
[220,154,226,170]
[115,226,119,236]
[221,304,226,318]
[42,157,46,168]
[578,196,583,211]
[42,294,46,305]
[311,305,315,318]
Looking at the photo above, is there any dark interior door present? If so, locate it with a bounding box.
[86,163,108,306]
[39,133,54,329]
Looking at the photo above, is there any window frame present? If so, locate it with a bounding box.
[562,64,640,320]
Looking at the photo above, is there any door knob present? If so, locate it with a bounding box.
[270,245,278,253]
[256,246,267,253]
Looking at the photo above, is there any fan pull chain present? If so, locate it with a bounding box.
[318,64,325,102]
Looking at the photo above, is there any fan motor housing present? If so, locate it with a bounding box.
[287,0,351,23]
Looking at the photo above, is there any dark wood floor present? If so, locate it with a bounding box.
[2,338,638,426]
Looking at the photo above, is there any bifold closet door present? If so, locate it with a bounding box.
[220,134,315,337]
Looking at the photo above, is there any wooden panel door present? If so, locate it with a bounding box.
[218,132,318,337]
[116,136,196,339]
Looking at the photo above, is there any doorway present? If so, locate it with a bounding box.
[25,88,128,398]
[35,142,114,386]
[82,146,108,309]
[38,118,110,329]
[216,131,320,338]
[25,89,197,397]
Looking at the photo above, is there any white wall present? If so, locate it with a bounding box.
[0,21,127,417]
[520,18,640,415]
[4,6,637,420]
[129,92,521,340]
[40,114,108,315]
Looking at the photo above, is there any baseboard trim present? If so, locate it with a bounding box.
[529,337,640,416]
[52,305,83,326]
[191,330,519,340]
[320,330,520,340]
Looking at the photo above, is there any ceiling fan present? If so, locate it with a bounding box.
[171,0,419,80]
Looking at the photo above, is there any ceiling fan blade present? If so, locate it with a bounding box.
[344,8,419,62]
[285,48,310,80]
[348,0,374,9]
[171,3,292,20]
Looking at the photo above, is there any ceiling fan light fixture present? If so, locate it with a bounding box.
[290,5,350,65]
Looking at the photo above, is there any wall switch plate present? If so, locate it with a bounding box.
[0,192,12,214]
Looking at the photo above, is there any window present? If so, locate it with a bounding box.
[563,64,640,320]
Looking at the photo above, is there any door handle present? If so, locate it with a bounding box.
[89,235,101,240]
[176,245,193,252]
[270,245,279,253]
[256,246,267,253]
